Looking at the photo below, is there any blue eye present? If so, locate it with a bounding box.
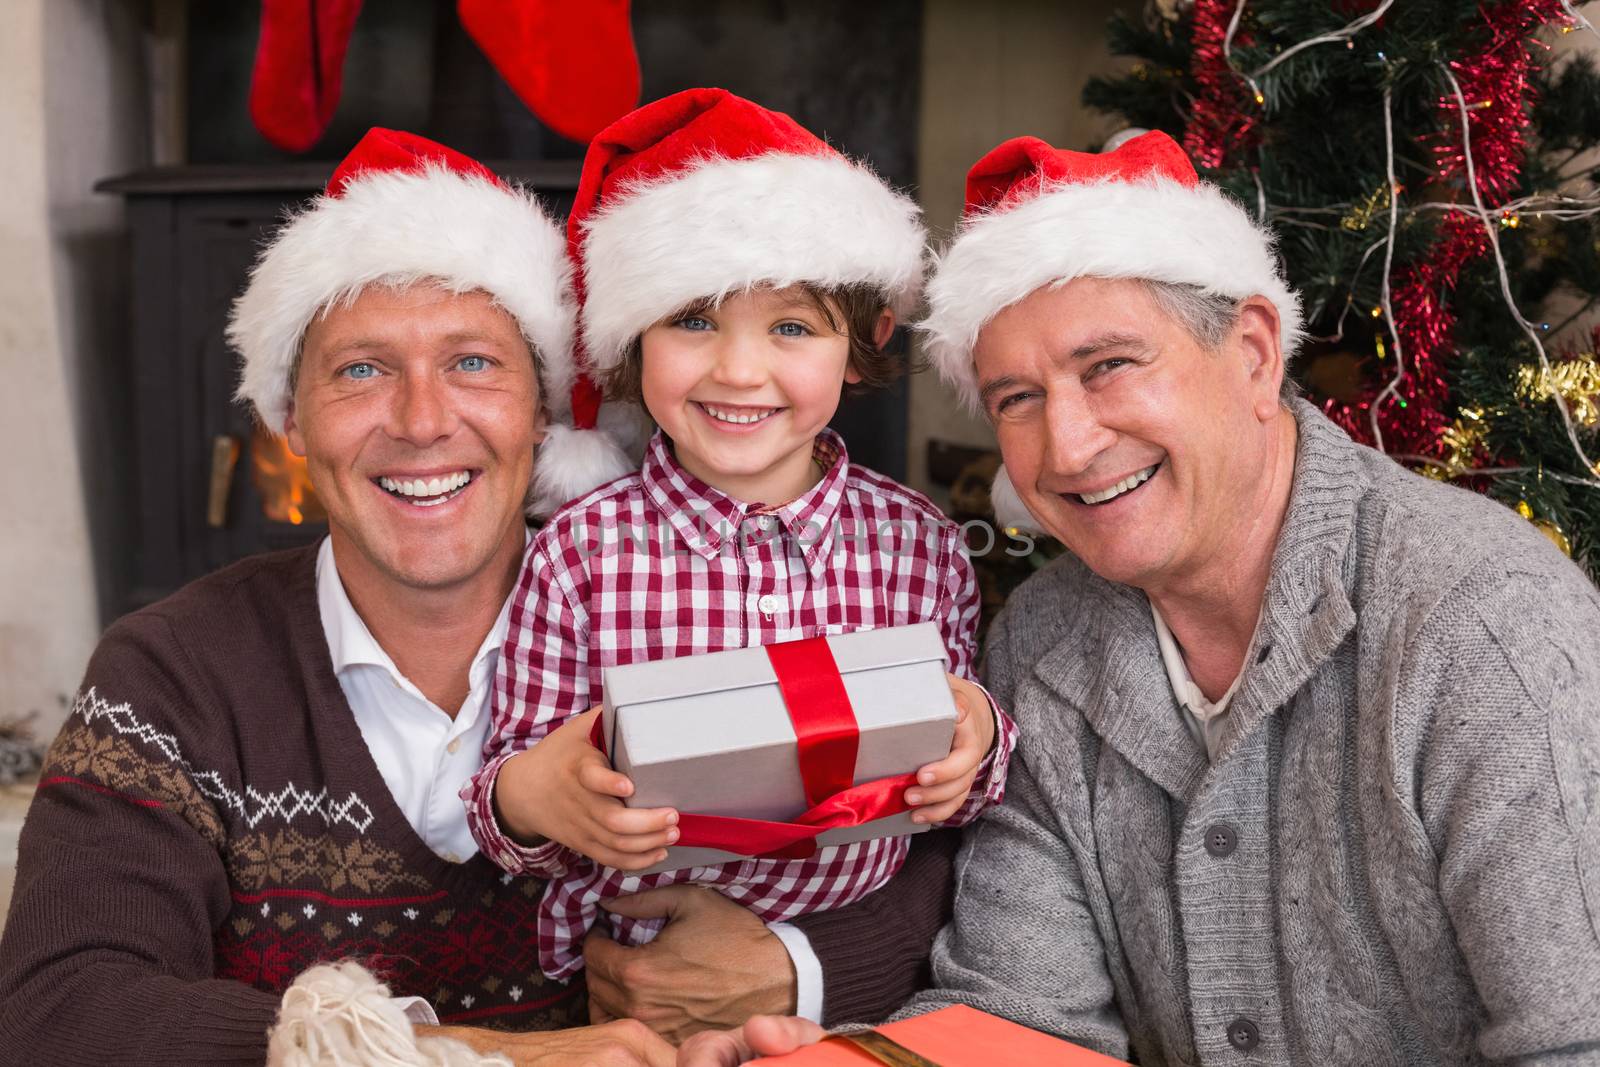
[342,362,379,380]
[458,355,489,372]
[674,315,713,331]
[774,322,812,338]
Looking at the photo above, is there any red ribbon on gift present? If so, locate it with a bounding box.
[672,772,918,860]
[765,636,860,808]
[591,635,914,860]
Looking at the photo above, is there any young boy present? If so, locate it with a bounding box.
[462,89,1017,982]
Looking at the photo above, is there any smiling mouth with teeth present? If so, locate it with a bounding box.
[1075,463,1160,506]
[376,470,474,507]
[697,402,783,426]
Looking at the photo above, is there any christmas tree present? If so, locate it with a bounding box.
[1085,0,1600,575]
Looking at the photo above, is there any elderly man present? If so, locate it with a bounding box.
[685,131,1600,1066]
[0,128,954,1066]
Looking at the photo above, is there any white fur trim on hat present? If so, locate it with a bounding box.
[921,177,1304,412]
[267,961,509,1067]
[579,152,926,374]
[229,164,576,435]
[528,401,647,518]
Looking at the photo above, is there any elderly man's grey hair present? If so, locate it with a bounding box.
[1141,280,1301,400]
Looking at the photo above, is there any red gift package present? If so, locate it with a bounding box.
[753,1004,1129,1065]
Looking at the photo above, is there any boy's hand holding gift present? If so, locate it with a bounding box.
[907,675,997,824]
[495,707,682,872]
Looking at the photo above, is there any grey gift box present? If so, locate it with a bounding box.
[599,622,958,875]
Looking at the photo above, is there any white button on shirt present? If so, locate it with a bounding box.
[315,536,511,863]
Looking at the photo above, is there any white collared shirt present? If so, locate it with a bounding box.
[1150,601,1247,763]
[315,535,512,863]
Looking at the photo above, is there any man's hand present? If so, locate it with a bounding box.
[676,1016,827,1066]
[494,707,680,871]
[584,885,799,1043]
[907,675,995,824]
[416,1020,675,1066]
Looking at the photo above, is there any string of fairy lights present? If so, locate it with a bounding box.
[1371,81,1408,451]
[1440,61,1600,481]
[1209,0,1600,545]
[1223,0,1399,106]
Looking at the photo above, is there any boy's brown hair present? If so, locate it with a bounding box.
[602,283,916,402]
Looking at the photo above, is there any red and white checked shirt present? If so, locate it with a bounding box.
[463,429,1016,980]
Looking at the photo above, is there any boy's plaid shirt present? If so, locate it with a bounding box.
[463,428,1016,980]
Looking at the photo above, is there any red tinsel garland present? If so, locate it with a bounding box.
[1334,0,1564,453]
[1184,0,1261,168]
[1429,2,1564,203]
[1334,215,1488,454]
[1184,0,1571,457]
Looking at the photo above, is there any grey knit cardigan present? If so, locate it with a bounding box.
[905,402,1600,1066]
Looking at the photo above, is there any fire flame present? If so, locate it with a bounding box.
[251,427,327,526]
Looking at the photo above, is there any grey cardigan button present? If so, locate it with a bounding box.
[1227,1017,1260,1052]
[1204,823,1238,857]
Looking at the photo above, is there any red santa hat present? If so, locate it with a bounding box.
[529,88,927,508]
[227,127,581,498]
[921,130,1304,531]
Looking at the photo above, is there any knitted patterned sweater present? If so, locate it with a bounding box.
[0,546,958,1064]
[905,402,1600,1065]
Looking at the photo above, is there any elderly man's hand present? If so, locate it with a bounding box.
[584,885,799,1043]
[676,1016,827,1066]
[418,1020,675,1066]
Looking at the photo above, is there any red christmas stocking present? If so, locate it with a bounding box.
[249,0,366,153]
[457,0,641,144]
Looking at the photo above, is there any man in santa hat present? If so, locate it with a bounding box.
[682,130,1600,1065]
[0,127,956,1066]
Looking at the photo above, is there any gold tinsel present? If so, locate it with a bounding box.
[1515,355,1600,427]
[1341,183,1393,232]
[1427,358,1600,482]
[1513,503,1573,557]
[1534,519,1573,556]
[1416,360,1594,558]
[1424,406,1490,480]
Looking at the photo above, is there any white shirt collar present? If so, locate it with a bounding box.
[1149,600,1247,723]
[315,535,520,713]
